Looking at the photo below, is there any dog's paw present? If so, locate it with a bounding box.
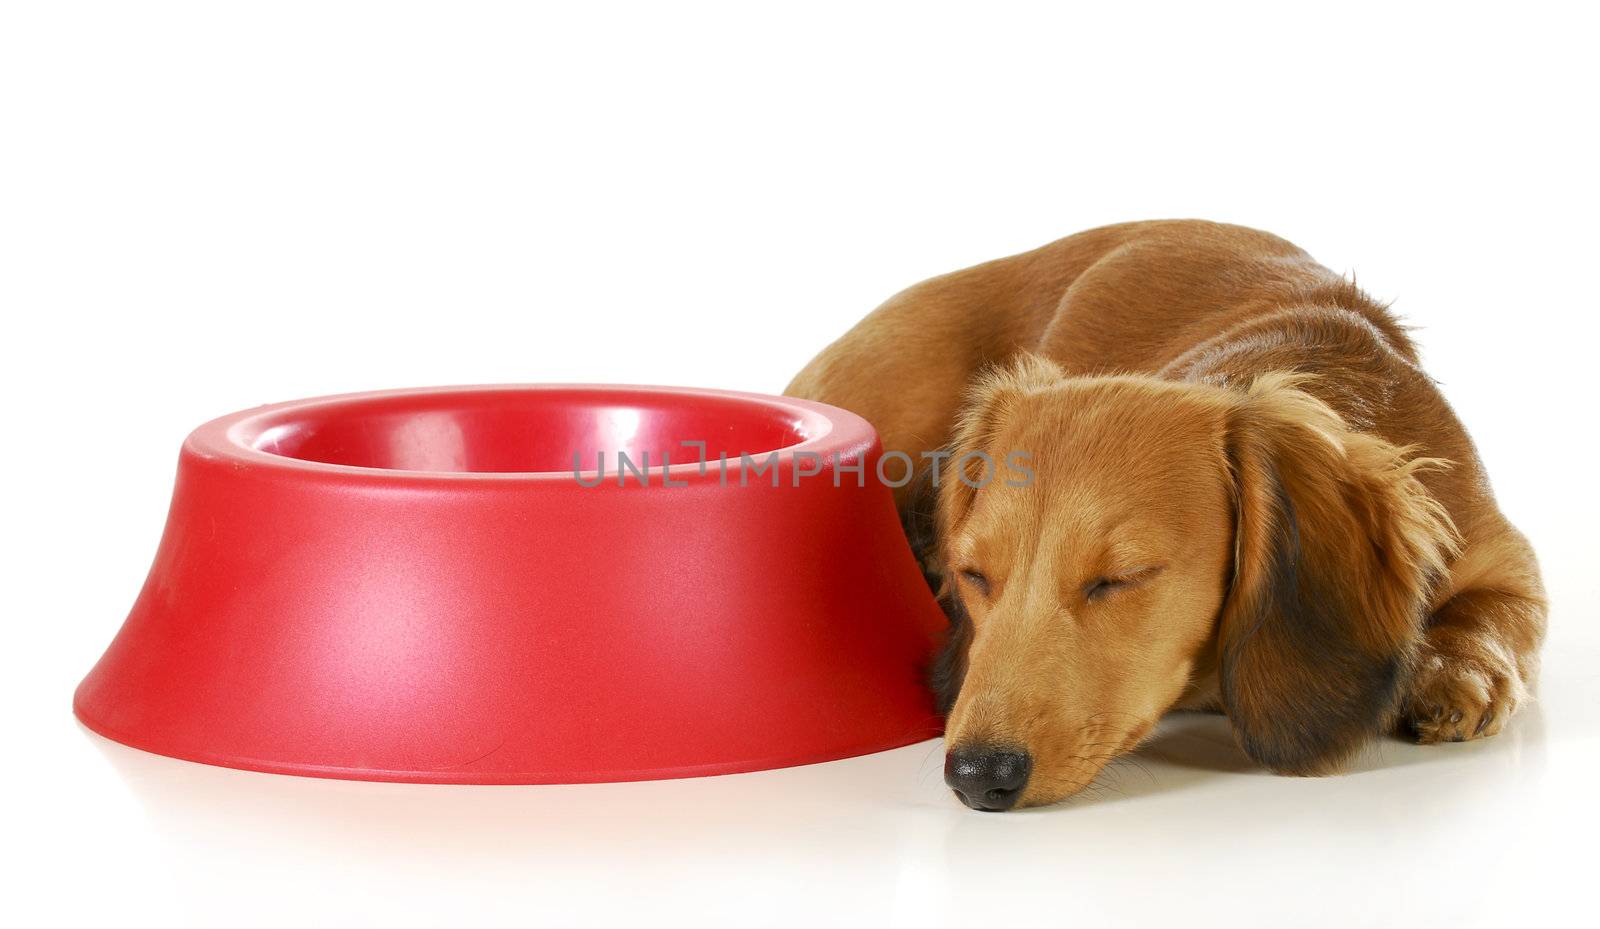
[1403,645,1524,744]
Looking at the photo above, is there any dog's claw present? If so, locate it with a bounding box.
[1404,646,1523,745]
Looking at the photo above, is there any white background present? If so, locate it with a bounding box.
[3,2,1597,926]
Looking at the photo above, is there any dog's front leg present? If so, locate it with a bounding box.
[1405,531,1546,742]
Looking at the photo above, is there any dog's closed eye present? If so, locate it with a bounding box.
[1082,577,1125,601]
[1083,566,1164,602]
[958,568,991,598]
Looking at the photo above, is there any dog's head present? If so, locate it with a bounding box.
[934,356,1454,810]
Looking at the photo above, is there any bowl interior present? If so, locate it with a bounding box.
[238,388,822,474]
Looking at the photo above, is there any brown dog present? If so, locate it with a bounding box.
[786,220,1546,811]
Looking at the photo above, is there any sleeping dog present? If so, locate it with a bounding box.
[786,220,1546,811]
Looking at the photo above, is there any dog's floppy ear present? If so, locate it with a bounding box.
[928,353,1062,714]
[1218,372,1456,774]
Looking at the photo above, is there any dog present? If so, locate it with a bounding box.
[786,220,1546,811]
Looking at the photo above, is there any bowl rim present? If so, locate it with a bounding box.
[185,383,875,485]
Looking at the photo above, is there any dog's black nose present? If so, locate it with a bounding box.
[944,747,1031,811]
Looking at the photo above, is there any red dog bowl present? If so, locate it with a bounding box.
[75,385,945,783]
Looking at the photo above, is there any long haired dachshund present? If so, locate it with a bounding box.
[786,220,1546,811]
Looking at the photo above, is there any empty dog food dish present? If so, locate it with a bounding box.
[74,385,946,783]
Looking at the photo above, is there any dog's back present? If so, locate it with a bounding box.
[791,220,1473,518]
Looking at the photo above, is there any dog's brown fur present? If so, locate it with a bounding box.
[786,220,1546,809]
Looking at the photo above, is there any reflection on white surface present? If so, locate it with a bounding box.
[67,700,1584,929]
[35,519,1600,928]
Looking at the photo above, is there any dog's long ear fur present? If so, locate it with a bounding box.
[1219,372,1457,774]
[928,353,1063,715]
